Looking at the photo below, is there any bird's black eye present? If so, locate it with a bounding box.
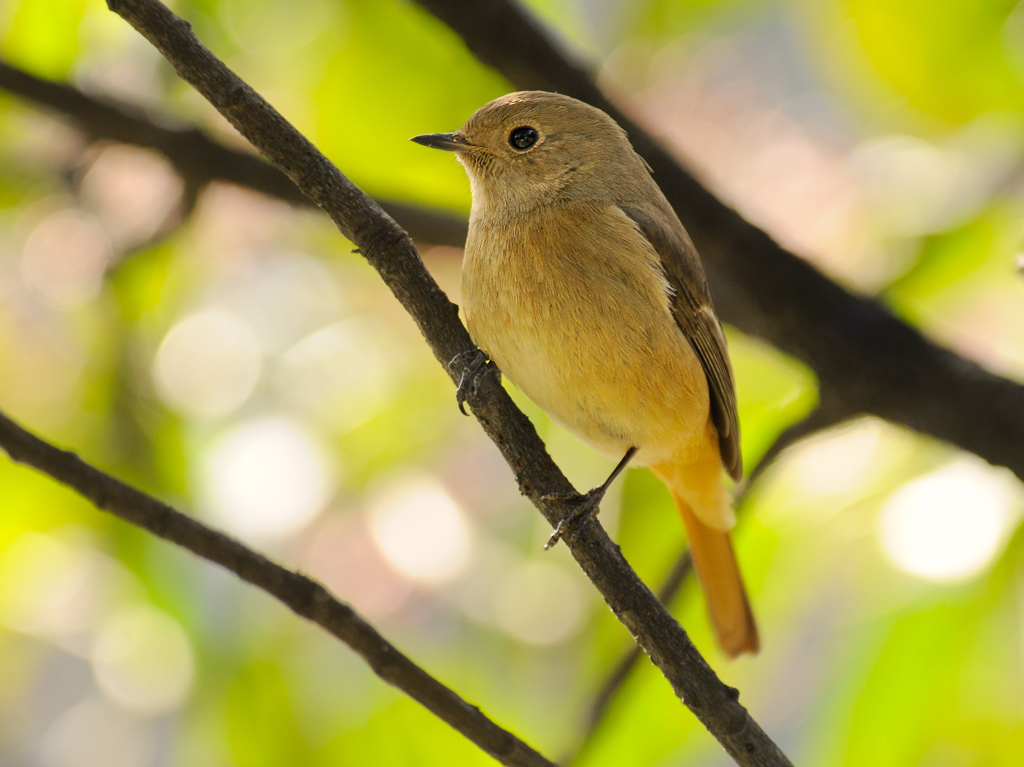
[508,126,539,150]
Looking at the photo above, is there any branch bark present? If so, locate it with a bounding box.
[0,59,468,246]
[0,411,554,767]
[412,0,1024,483]
[85,1,793,763]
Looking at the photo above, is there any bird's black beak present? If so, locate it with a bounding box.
[410,132,468,152]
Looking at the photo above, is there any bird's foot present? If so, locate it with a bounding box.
[543,486,609,550]
[449,349,499,415]
[542,447,637,550]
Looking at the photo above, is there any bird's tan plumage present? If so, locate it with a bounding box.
[416,91,757,656]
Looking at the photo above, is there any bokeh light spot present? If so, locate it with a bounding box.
[494,560,585,645]
[278,320,395,431]
[369,475,470,585]
[199,416,335,539]
[850,135,964,236]
[0,530,107,638]
[79,145,183,249]
[879,458,1021,582]
[154,308,262,419]
[39,698,148,767]
[21,210,110,308]
[92,604,194,716]
[790,419,884,496]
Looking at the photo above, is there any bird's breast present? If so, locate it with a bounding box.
[461,202,710,464]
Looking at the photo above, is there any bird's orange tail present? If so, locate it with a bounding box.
[674,492,759,657]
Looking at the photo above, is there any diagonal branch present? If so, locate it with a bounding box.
[0,410,554,767]
[412,0,1024,483]
[95,0,791,764]
[0,59,468,247]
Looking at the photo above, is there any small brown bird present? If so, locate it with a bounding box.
[413,92,758,657]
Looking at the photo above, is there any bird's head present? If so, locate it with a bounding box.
[412,91,648,215]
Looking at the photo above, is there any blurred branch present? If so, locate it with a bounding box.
[567,401,843,763]
[94,1,791,764]
[0,411,555,767]
[0,59,469,246]
[413,0,1024,484]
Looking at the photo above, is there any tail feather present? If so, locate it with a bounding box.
[675,492,759,658]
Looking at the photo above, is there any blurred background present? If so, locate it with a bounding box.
[1,0,1024,765]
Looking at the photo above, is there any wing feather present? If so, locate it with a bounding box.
[620,204,743,481]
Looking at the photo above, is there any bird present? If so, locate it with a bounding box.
[412,91,758,657]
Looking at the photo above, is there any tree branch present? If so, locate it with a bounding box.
[0,410,554,767]
[0,59,468,247]
[86,1,794,763]
[412,0,1024,483]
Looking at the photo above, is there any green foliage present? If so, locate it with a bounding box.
[1,0,1023,765]
[841,0,1024,123]
[3,0,88,77]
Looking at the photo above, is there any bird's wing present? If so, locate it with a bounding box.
[620,204,743,481]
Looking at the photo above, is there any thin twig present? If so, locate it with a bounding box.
[0,410,555,767]
[94,1,791,763]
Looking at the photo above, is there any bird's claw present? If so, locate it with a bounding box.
[543,487,607,550]
[450,349,498,415]
[542,447,636,549]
